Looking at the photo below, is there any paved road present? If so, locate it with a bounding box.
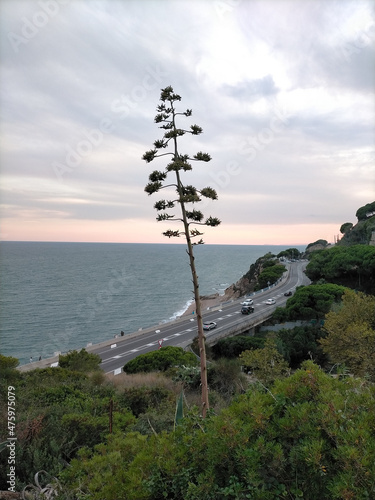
[93,261,310,374]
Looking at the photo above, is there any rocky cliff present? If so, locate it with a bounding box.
[201,253,281,303]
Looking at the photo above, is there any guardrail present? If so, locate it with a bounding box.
[18,264,303,372]
[202,268,290,313]
[205,309,275,345]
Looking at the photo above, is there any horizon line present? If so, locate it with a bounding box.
[0,240,310,247]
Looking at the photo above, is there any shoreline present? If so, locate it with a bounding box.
[181,293,233,317]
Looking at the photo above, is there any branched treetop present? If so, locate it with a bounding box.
[143,86,220,242]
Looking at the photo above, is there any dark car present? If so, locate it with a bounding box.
[241,306,254,315]
[203,321,217,331]
[284,290,293,296]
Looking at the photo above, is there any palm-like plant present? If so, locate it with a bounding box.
[143,86,220,417]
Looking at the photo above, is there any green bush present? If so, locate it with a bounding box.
[276,325,327,368]
[255,264,285,290]
[211,336,265,359]
[305,244,375,293]
[59,349,102,372]
[272,283,346,322]
[123,346,197,374]
[118,386,174,417]
[0,353,20,387]
[208,358,247,398]
[60,362,375,500]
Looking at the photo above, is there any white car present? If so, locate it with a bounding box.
[241,299,253,306]
[203,321,217,331]
[265,298,276,305]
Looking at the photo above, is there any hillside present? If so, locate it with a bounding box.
[338,201,375,246]
[222,249,301,300]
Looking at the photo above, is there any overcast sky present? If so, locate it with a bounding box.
[1,0,374,245]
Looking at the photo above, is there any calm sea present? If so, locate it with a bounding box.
[0,242,305,365]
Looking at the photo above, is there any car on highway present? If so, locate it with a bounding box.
[241,298,254,306]
[265,298,276,305]
[284,290,293,296]
[203,321,217,331]
[241,305,254,315]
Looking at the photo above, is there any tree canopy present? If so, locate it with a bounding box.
[255,262,286,290]
[272,283,346,322]
[356,201,375,221]
[305,244,375,294]
[211,336,265,359]
[339,222,353,234]
[58,349,102,372]
[277,248,302,259]
[123,346,197,374]
[306,239,328,250]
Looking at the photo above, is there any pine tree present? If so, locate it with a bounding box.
[143,86,220,416]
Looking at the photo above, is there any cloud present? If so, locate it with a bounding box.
[223,75,279,101]
[0,0,374,244]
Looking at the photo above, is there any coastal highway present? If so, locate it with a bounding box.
[92,261,310,374]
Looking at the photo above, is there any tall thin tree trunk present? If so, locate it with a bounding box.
[186,237,209,417]
[173,126,209,416]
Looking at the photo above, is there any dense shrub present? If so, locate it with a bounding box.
[211,335,265,359]
[60,362,375,500]
[59,349,102,372]
[255,263,285,290]
[118,386,175,417]
[0,362,131,490]
[123,346,197,374]
[305,244,375,293]
[272,283,346,322]
[276,325,327,368]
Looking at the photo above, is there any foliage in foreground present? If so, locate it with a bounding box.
[239,338,290,384]
[321,289,375,380]
[60,362,375,500]
[0,366,135,490]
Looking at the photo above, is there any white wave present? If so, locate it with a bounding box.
[169,298,194,320]
[213,283,230,296]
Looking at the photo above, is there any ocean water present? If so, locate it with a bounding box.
[0,242,305,365]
